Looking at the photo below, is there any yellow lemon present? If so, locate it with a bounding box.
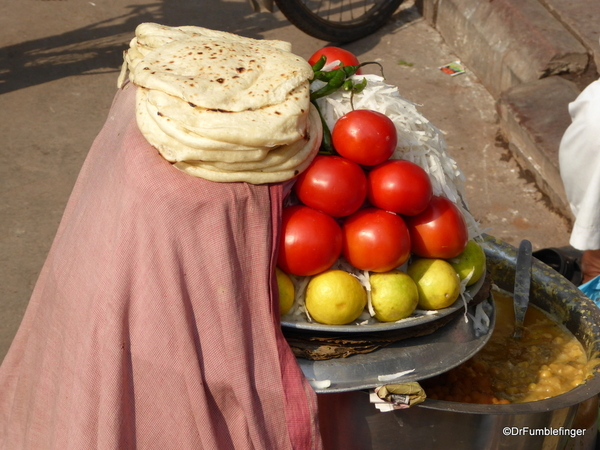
[448,239,486,286]
[407,258,461,310]
[370,270,419,322]
[276,267,295,316]
[305,270,367,325]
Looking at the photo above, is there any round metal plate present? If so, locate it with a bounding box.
[297,295,495,393]
[282,272,485,333]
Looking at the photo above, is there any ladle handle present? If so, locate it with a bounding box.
[513,239,533,339]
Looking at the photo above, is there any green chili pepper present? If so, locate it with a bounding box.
[342,64,360,77]
[319,118,334,155]
[311,100,335,155]
[311,55,327,72]
[342,79,354,91]
[313,70,339,83]
[352,77,368,94]
[310,69,347,101]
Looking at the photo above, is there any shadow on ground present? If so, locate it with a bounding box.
[0,0,298,95]
[0,0,423,95]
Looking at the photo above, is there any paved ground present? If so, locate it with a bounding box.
[0,0,572,362]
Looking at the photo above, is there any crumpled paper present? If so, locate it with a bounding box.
[370,382,426,412]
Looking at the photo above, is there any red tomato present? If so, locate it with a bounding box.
[367,159,433,216]
[308,47,361,73]
[332,110,397,166]
[277,205,343,276]
[342,208,411,272]
[404,196,469,259]
[294,155,367,217]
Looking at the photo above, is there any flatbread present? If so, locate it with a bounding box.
[121,23,319,184]
[138,88,276,153]
[135,90,271,162]
[194,106,319,172]
[119,24,294,88]
[134,23,293,53]
[208,136,308,171]
[144,83,310,147]
[174,105,322,184]
[127,32,313,112]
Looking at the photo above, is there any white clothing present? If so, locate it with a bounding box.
[559,78,600,250]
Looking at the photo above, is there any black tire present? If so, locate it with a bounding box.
[274,0,403,43]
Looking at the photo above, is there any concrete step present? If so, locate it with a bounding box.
[539,0,600,72]
[496,76,581,220]
[416,0,598,222]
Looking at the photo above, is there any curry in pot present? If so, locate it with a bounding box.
[423,290,598,404]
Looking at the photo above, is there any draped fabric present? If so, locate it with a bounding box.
[0,83,322,450]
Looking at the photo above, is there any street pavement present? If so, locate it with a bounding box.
[0,0,573,361]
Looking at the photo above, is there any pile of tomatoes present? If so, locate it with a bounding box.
[276,47,470,278]
[278,107,469,278]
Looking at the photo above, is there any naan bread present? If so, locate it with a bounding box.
[208,137,308,171]
[121,23,319,184]
[134,23,292,55]
[143,83,310,147]
[136,90,272,162]
[120,24,293,83]
[175,105,322,184]
[123,25,312,112]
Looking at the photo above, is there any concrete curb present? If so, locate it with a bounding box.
[539,0,600,72]
[417,0,599,221]
[496,76,580,221]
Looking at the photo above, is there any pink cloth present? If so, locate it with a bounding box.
[0,84,322,450]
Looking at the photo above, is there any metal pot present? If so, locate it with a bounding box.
[317,236,600,450]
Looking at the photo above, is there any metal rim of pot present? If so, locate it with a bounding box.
[418,234,600,415]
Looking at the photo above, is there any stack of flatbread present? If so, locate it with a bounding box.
[118,23,322,184]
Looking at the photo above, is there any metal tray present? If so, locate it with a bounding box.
[282,272,486,333]
[297,294,495,393]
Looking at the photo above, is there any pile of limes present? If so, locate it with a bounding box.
[278,237,486,325]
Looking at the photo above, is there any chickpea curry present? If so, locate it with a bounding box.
[423,290,599,404]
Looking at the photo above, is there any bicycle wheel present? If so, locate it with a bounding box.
[274,0,403,43]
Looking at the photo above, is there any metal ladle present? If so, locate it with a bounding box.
[513,239,533,339]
